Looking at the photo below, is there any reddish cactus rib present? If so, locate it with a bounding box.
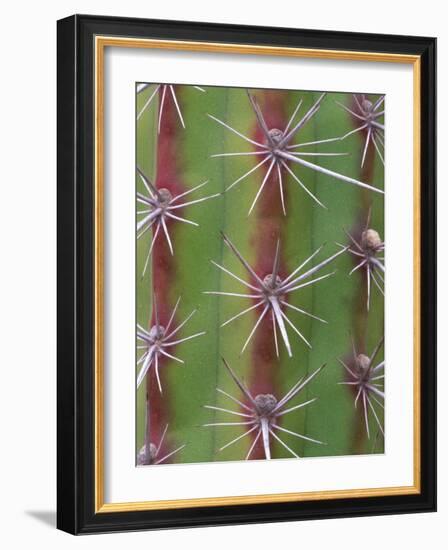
[144,86,185,463]
[249,90,288,459]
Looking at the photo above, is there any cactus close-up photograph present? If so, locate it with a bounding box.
[135,84,385,466]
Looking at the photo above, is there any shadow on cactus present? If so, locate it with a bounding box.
[136,82,385,465]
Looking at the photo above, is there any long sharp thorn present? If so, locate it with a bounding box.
[269,429,300,458]
[343,228,363,252]
[219,426,258,452]
[155,355,162,394]
[361,128,372,168]
[287,136,341,149]
[365,207,372,232]
[165,309,196,340]
[283,246,347,288]
[221,301,264,328]
[137,209,160,233]
[211,151,268,158]
[366,263,371,311]
[371,120,384,131]
[276,163,286,216]
[159,349,184,363]
[166,297,181,333]
[156,424,169,456]
[137,84,160,121]
[155,444,186,465]
[338,358,356,378]
[207,113,265,148]
[221,358,256,405]
[291,152,349,158]
[270,299,292,357]
[272,310,279,358]
[272,239,281,281]
[165,212,198,226]
[168,193,220,210]
[370,394,385,409]
[374,360,385,372]
[203,405,253,418]
[158,85,167,134]
[260,418,271,459]
[247,91,271,143]
[353,94,364,113]
[240,306,269,354]
[284,99,303,134]
[369,337,384,369]
[280,160,327,209]
[371,257,385,272]
[281,243,326,285]
[366,385,385,399]
[373,95,385,111]
[136,349,154,388]
[372,133,385,164]
[169,180,208,203]
[336,100,366,121]
[273,424,324,445]
[142,223,160,277]
[371,271,384,295]
[226,155,271,192]
[350,259,367,275]
[211,260,260,291]
[279,150,383,194]
[245,430,262,460]
[276,397,317,417]
[221,232,264,285]
[165,331,206,347]
[161,217,174,255]
[169,85,185,128]
[247,158,275,215]
[362,391,370,438]
[279,308,311,349]
[281,300,327,324]
[204,421,255,427]
[216,388,253,412]
[276,364,326,409]
[340,123,368,141]
[354,386,362,408]
[203,291,261,299]
[282,271,336,294]
[276,376,305,411]
[281,93,326,146]
[136,166,161,199]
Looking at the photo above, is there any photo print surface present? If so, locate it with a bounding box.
[135,83,385,466]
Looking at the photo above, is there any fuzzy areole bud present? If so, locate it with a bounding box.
[149,324,165,342]
[267,128,284,146]
[158,187,172,206]
[263,273,282,289]
[136,445,148,465]
[136,442,158,465]
[356,353,371,372]
[361,228,382,251]
[362,99,373,113]
[254,393,278,416]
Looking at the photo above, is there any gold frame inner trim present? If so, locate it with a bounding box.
[94,35,421,513]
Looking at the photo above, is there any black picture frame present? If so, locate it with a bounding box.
[57,14,436,535]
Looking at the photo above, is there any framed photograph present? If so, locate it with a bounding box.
[57,14,436,534]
